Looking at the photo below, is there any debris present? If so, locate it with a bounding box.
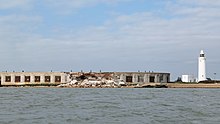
[57,72,127,88]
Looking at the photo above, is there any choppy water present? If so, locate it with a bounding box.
[0,88,220,124]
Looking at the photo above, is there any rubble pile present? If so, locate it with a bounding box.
[57,72,126,88]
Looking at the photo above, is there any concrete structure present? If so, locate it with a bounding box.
[0,72,68,86]
[198,50,206,82]
[0,71,170,86]
[70,72,170,84]
[182,75,195,83]
[113,72,170,84]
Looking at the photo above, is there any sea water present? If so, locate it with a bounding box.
[0,88,220,124]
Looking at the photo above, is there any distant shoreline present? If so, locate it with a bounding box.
[167,83,220,88]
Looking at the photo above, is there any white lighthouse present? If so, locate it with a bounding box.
[198,50,206,82]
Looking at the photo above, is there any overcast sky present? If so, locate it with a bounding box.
[0,0,219,80]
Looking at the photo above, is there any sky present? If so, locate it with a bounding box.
[0,0,220,80]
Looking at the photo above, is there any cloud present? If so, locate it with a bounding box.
[0,15,42,41]
[0,0,220,79]
[0,14,43,64]
[44,0,133,14]
[49,0,219,77]
[0,0,32,9]
[45,0,132,8]
[177,0,220,7]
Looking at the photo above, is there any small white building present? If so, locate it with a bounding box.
[182,75,195,83]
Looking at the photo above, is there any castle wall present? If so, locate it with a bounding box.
[113,72,170,83]
[0,71,170,86]
[0,72,68,86]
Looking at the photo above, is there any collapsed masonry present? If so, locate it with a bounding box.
[57,72,170,88]
[58,72,126,88]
